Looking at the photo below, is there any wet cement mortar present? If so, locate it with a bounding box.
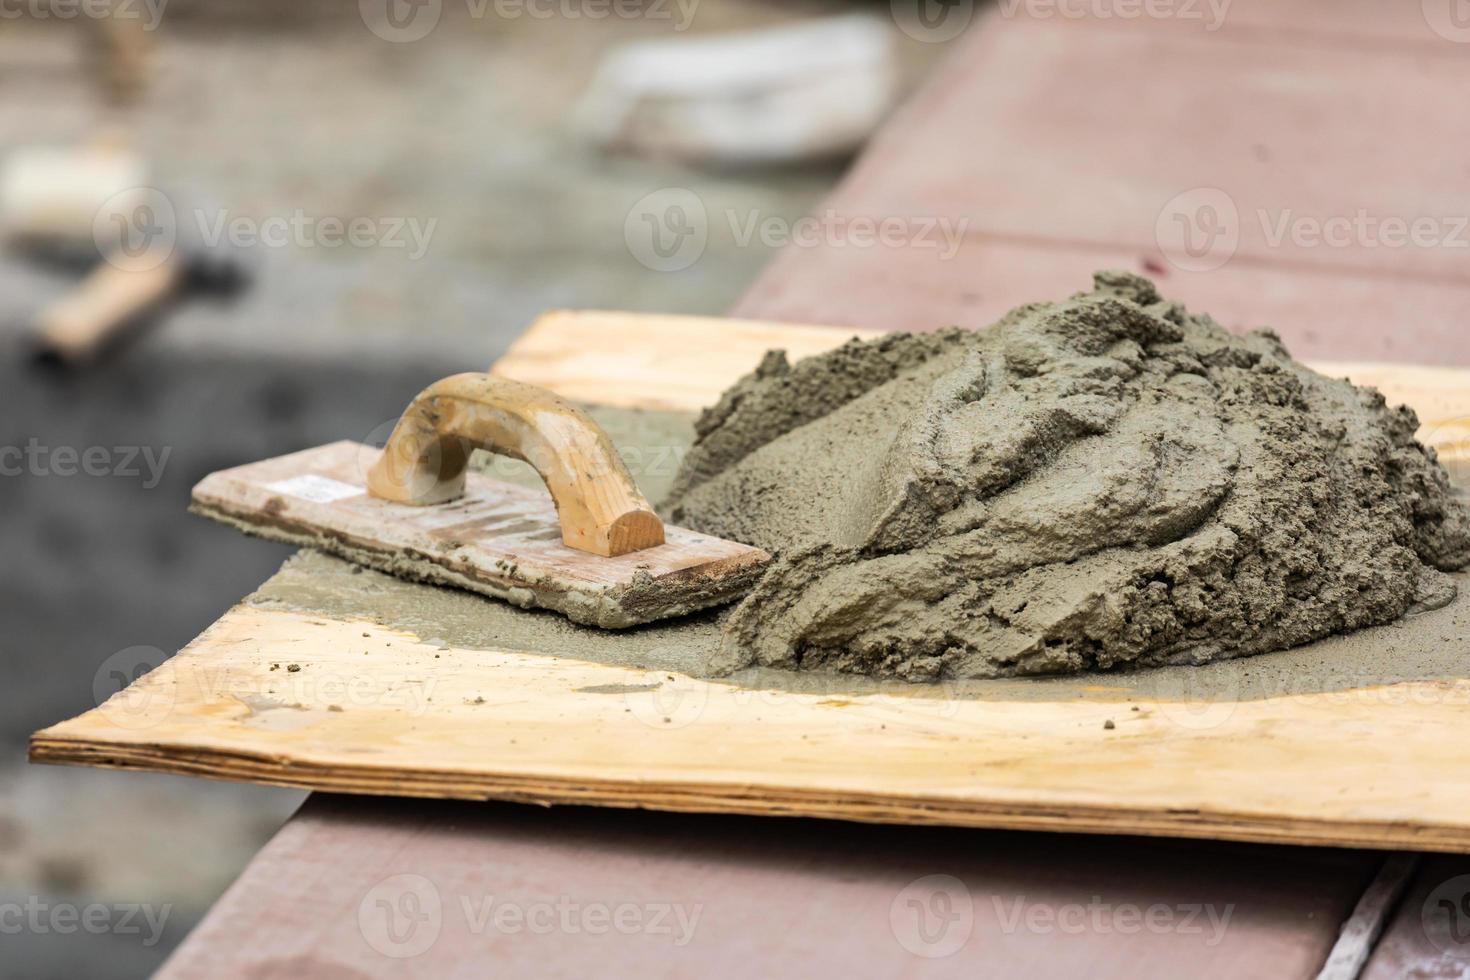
[249,272,1470,699]
[668,272,1470,680]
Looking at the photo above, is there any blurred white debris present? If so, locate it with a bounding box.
[576,15,897,167]
[0,140,148,251]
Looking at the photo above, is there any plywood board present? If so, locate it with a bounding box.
[494,312,1470,458]
[489,310,881,412]
[29,312,1470,851]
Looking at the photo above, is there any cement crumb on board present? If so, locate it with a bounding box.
[667,272,1470,681]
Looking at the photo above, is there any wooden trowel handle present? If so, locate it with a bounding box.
[366,373,665,557]
[35,249,181,365]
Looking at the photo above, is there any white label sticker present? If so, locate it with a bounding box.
[264,474,362,504]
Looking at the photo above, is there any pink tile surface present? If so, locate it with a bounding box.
[735,233,1470,364]
[738,9,1470,364]
[159,797,1371,980]
[992,0,1463,45]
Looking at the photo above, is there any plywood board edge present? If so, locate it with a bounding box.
[26,734,1470,854]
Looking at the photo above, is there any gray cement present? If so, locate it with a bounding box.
[249,550,1470,705]
[249,382,1470,705]
[667,272,1470,680]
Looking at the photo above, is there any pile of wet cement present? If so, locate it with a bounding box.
[665,272,1470,681]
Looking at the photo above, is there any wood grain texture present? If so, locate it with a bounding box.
[27,599,1470,851]
[490,309,881,412]
[365,373,664,556]
[30,314,1470,852]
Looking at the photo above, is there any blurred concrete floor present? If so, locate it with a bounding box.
[0,1,953,976]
